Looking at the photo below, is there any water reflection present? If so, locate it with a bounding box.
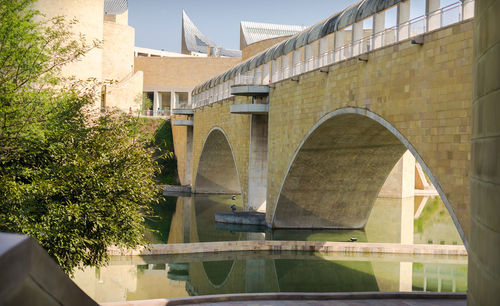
[72,251,467,303]
[164,195,463,245]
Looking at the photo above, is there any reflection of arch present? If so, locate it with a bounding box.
[272,107,466,246]
[202,260,236,288]
[194,127,241,194]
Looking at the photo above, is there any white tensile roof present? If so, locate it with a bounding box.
[104,0,128,15]
[182,10,241,58]
[240,21,307,48]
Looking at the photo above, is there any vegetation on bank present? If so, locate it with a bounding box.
[0,0,162,275]
[133,117,178,185]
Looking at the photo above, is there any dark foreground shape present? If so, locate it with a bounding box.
[0,233,97,306]
[101,292,466,306]
[215,211,266,226]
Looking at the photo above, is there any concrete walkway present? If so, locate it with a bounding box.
[107,241,467,257]
[102,292,467,306]
[188,299,465,306]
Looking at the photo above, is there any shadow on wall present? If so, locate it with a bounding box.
[272,108,466,247]
[194,128,241,194]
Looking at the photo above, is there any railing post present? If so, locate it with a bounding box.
[462,0,474,19]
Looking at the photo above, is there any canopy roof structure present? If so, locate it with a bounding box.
[104,0,128,15]
[193,0,402,95]
[240,21,308,49]
[181,10,241,58]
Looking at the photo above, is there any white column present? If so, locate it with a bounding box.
[397,0,411,41]
[462,0,474,20]
[373,11,386,49]
[334,30,345,61]
[170,91,179,109]
[153,91,159,116]
[158,92,162,115]
[399,262,413,292]
[426,0,441,31]
[352,21,364,56]
[400,197,414,244]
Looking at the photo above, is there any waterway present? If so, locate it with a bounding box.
[144,195,463,245]
[72,195,466,303]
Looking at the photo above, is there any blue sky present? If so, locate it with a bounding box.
[128,0,458,53]
[129,0,358,52]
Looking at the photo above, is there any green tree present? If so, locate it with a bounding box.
[0,0,160,274]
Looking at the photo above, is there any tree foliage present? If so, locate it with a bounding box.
[0,0,160,274]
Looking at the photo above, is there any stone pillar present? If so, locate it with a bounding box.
[373,11,386,49]
[185,126,193,185]
[397,0,411,41]
[469,0,500,304]
[426,0,441,31]
[352,21,364,56]
[248,115,268,212]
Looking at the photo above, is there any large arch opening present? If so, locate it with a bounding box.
[194,128,241,194]
[272,107,466,247]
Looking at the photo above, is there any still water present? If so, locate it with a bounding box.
[72,194,466,302]
[73,251,467,303]
[144,195,464,246]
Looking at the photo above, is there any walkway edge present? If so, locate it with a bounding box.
[107,240,467,256]
[101,292,467,306]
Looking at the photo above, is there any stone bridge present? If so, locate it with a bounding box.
[172,2,473,247]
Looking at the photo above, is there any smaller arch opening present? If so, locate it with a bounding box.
[194,128,241,195]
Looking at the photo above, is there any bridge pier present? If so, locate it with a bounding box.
[185,126,193,185]
[469,0,500,304]
[248,115,268,212]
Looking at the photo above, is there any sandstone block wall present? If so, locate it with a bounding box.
[266,20,473,242]
[33,0,104,82]
[135,57,241,88]
[192,97,252,207]
[103,21,135,81]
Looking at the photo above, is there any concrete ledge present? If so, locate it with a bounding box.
[160,185,191,194]
[231,85,269,96]
[172,120,193,126]
[171,109,194,115]
[108,240,467,257]
[101,292,466,306]
[215,211,266,225]
[230,104,269,114]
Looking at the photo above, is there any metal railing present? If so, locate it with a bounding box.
[192,0,473,109]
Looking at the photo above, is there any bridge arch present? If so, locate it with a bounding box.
[271,107,467,247]
[194,127,241,194]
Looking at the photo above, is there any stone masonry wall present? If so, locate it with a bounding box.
[266,20,473,240]
[192,96,252,207]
